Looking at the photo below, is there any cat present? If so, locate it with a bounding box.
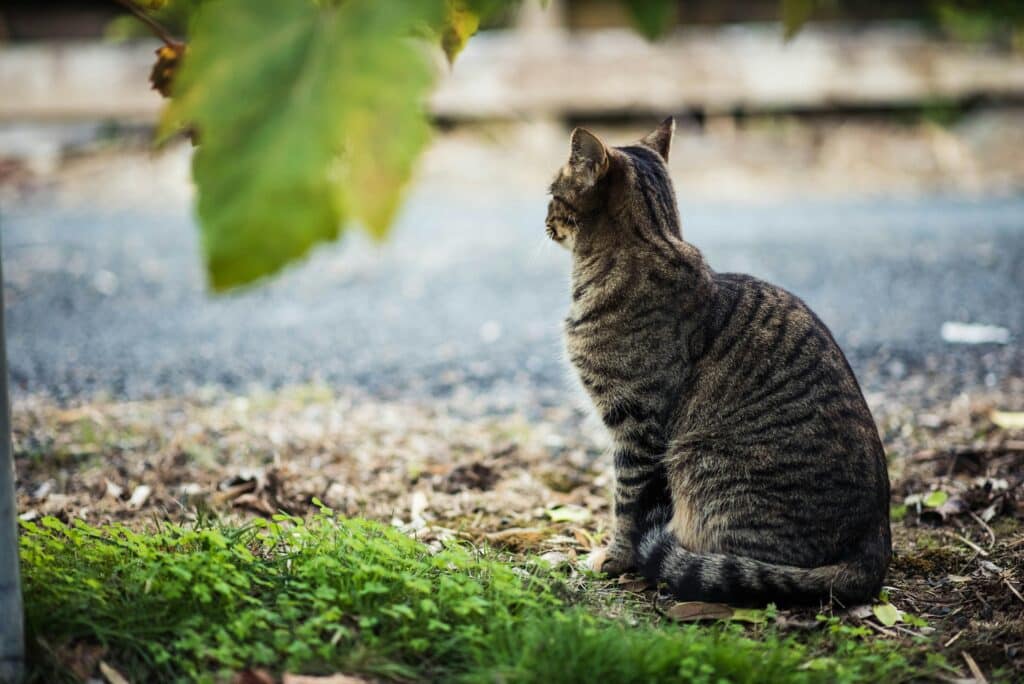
[545,118,891,605]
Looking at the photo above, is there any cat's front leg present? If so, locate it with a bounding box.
[597,445,670,576]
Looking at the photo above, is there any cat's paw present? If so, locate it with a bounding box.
[588,545,635,576]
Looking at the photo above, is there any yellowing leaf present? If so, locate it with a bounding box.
[161,0,446,290]
[799,657,837,672]
[872,602,900,627]
[923,490,948,508]
[729,608,768,624]
[991,409,1024,430]
[781,0,818,40]
[441,1,480,64]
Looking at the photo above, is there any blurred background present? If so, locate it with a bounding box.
[2,0,1023,415]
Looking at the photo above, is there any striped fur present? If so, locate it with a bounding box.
[546,119,891,606]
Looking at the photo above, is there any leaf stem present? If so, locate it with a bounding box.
[112,0,181,47]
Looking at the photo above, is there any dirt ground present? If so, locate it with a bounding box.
[11,382,1024,680]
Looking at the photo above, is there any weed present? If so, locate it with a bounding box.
[21,507,944,683]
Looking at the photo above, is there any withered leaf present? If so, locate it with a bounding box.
[149,42,186,98]
[664,601,735,622]
[485,527,547,551]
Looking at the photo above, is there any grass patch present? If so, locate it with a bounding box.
[20,508,945,683]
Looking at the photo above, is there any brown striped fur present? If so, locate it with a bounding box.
[546,119,891,605]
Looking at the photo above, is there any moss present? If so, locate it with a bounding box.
[990,516,1019,536]
[891,544,967,578]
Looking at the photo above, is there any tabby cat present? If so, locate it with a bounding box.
[546,118,891,605]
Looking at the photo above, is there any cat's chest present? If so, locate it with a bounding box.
[561,303,657,397]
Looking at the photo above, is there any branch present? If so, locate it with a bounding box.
[112,0,181,47]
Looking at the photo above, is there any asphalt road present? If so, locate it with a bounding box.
[4,162,1023,411]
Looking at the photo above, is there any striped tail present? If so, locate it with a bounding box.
[636,526,887,606]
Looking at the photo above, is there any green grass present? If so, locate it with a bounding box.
[21,507,942,683]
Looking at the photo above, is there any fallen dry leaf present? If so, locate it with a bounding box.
[616,575,651,592]
[283,674,373,684]
[664,601,735,622]
[847,604,874,620]
[409,490,428,521]
[213,479,258,505]
[127,484,152,509]
[233,669,276,684]
[572,527,595,550]
[920,495,969,524]
[990,409,1024,431]
[56,642,106,681]
[99,660,132,684]
[233,493,276,516]
[546,504,591,523]
[540,550,571,566]
[484,527,547,551]
[104,479,124,501]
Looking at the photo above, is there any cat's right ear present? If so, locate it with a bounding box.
[569,127,609,185]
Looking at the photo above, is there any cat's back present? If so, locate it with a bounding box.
[687,271,880,450]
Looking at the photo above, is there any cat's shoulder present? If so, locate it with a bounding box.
[710,271,812,314]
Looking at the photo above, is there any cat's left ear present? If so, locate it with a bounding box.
[569,127,609,185]
[640,116,675,162]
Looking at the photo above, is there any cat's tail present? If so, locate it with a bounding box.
[635,525,888,606]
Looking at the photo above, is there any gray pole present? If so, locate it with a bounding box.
[0,234,24,683]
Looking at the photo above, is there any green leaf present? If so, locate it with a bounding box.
[162,0,445,290]
[780,0,818,40]
[730,608,768,624]
[903,612,928,628]
[872,602,900,627]
[799,657,837,672]
[923,490,948,508]
[623,0,676,41]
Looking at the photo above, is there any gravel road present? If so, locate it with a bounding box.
[3,144,1023,412]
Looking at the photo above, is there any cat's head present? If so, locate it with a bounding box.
[545,117,675,250]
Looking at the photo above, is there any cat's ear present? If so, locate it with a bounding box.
[640,116,675,162]
[569,127,609,183]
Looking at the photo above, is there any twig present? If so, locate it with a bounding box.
[112,0,180,47]
[862,620,899,638]
[942,530,990,557]
[943,629,963,648]
[961,651,988,684]
[968,511,996,548]
[893,624,927,638]
[1004,578,1024,605]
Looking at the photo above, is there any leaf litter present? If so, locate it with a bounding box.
[11,383,1024,680]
